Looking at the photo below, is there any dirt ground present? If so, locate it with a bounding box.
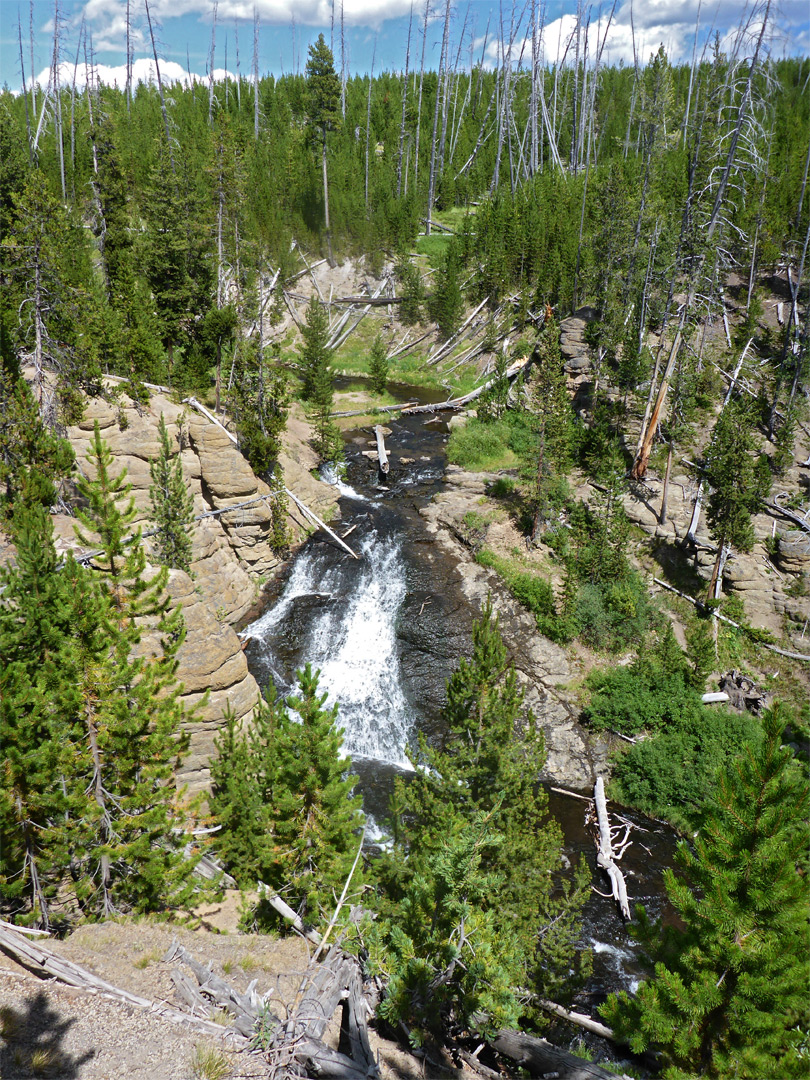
[0,904,457,1080]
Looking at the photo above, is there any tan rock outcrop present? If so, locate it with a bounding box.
[58,380,342,793]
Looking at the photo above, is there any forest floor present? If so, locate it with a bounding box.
[0,903,455,1080]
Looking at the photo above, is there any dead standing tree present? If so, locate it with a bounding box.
[631,0,773,480]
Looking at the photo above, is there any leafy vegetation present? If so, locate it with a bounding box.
[602,706,810,1079]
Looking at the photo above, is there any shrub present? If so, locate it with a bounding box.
[611,708,763,833]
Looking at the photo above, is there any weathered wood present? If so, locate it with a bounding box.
[257,882,323,945]
[268,946,379,1079]
[401,355,530,415]
[164,941,266,1031]
[329,402,418,419]
[653,577,810,662]
[374,426,389,476]
[329,295,405,306]
[0,922,244,1044]
[493,1030,632,1080]
[537,998,616,1040]
[594,777,631,921]
[284,488,359,560]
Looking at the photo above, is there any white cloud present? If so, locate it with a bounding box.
[74,0,416,51]
[32,55,236,91]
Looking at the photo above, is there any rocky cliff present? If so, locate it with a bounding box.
[49,385,340,795]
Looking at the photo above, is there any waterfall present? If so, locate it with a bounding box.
[244,525,413,768]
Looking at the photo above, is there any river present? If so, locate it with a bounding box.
[242,379,678,1041]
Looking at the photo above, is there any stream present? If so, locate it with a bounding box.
[242,379,679,1030]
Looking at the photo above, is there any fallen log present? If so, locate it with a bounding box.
[401,355,531,416]
[284,488,359,560]
[0,921,244,1044]
[330,295,405,306]
[374,426,389,476]
[329,402,418,418]
[493,1030,632,1080]
[257,882,323,945]
[594,777,632,921]
[537,998,616,1040]
[652,577,810,662]
[164,941,267,1038]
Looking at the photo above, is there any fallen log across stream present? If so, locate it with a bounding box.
[374,425,389,476]
[593,777,632,921]
[400,355,533,415]
[492,1030,633,1080]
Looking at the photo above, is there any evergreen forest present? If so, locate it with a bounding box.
[1,6,809,1079]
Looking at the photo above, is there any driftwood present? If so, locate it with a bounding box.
[330,295,404,306]
[593,778,632,921]
[653,577,810,662]
[164,941,269,1039]
[765,498,810,537]
[537,999,616,1040]
[183,401,360,561]
[329,402,418,419]
[257,882,323,945]
[284,488,359,560]
[374,426,389,476]
[493,1030,632,1080]
[0,922,244,1044]
[267,945,379,1079]
[401,355,531,415]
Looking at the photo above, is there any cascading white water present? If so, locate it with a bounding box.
[244,527,413,769]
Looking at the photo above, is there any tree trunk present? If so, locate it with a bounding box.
[396,5,413,197]
[322,135,334,265]
[659,441,673,524]
[374,425,389,476]
[493,1030,631,1080]
[594,777,631,920]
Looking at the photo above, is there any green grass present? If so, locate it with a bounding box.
[447,419,521,471]
[415,233,452,265]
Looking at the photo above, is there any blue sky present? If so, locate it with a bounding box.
[1,0,807,94]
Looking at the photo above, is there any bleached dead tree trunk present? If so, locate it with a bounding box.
[593,777,631,920]
[18,16,33,163]
[413,0,431,189]
[396,3,414,197]
[631,1,772,481]
[253,7,260,139]
[426,0,452,233]
[208,0,218,125]
[144,0,175,172]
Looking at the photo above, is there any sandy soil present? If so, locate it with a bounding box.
[0,909,455,1080]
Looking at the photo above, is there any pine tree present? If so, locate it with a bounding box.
[384,601,589,1003]
[430,239,464,340]
[300,298,342,463]
[526,314,573,540]
[149,413,194,574]
[300,297,332,402]
[0,505,77,926]
[368,333,389,395]
[601,704,810,1079]
[305,34,341,263]
[0,372,74,526]
[372,809,525,1044]
[212,667,365,927]
[704,399,770,600]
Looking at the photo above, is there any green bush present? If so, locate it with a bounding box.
[611,708,762,831]
[583,666,705,736]
[476,550,557,628]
